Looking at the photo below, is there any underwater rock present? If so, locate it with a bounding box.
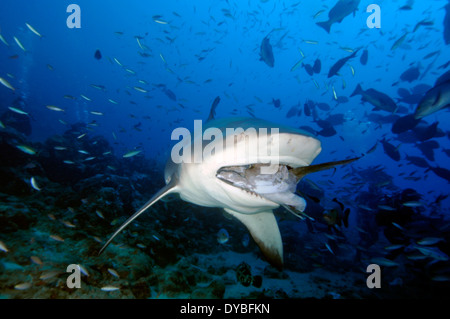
[158,270,191,296]
[235,262,262,288]
[263,265,289,279]
[0,203,36,232]
[152,241,180,267]
[0,168,32,196]
[130,279,151,298]
[191,279,225,299]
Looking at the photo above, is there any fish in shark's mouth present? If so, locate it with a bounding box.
[216,163,307,214]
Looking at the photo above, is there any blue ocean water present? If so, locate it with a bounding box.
[0,0,449,299]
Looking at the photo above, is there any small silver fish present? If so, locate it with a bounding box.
[108,268,120,278]
[14,282,32,290]
[123,150,142,158]
[79,264,89,277]
[402,201,423,207]
[0,77,15,91]
[13,36,26,52]
[16,145,36,155]
[325,243,335,255]
[0,240,8,252]
[101,286,120,291]
[30,177,41,191]
[26,23,43,38]
[46,105,65,112]
[417,237,443,246]
[8,106,27,115]
[370,257,399,267]
[40,270,63,280]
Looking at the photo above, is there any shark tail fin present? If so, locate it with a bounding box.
[98,178,179,255]
[290,157,360,182]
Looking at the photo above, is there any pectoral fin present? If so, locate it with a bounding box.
[99,178,179,255]
[224,208,283,270]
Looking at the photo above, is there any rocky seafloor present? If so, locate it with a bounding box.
[1,122,449,299]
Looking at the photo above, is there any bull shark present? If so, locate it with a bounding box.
[99,98,358,269]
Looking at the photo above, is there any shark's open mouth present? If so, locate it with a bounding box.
[216,164,296,193]
[216,164,308,216]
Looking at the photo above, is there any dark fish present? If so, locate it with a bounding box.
[317,126,337,137]
[366,113,400,125]
[429,166,450,183]
[391,114,420,134]
[360,49,368,65]
[397,88,423,105]
[413,19,434,33]
[316,0,361,33]
[94,49,102,60]
[400,66,420,83]
[315,119,332,129]
[303,63,314,76]
[444,2,450,45]
[412,122,439,142]
[328,49,360,78]
[391,32,409,51]
[272,98,281,108]
[259,36,274,67]
[335,96,349,104]
[423,50,440,60]
[313,59,321,73]
[317,102,330,111]
[417,140,439,161]
[435,70,450,85]
[405,155,429,168]
[304,103,311,116]
[351,84,398,113]
[411,84,432,95]
[414,74,450,119]
[298,125,317,135]
[164,88,177,101]
[443,149,450,157]
[323,198,350,228]
[325,113,345,126]
[286,105,299,118]
[380,138,401,161]
[207,96,220,122]
[439,60,450,69]
[399,5,412,10]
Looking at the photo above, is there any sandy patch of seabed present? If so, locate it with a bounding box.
[193,250,365,299]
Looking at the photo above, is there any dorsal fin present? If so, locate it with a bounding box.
[290,156,360,182]
[224,208,283,270]
[98,178,179,255]
[207,96,220,122]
